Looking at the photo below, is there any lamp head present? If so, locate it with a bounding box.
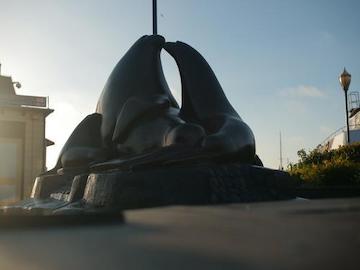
[339,68,351,92]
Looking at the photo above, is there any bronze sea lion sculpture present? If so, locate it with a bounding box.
[47,35,260,175]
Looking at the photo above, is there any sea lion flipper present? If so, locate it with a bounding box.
[44,113,105,174]
[202,117,255,162]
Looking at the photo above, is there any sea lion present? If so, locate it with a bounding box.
[164,41,256,163]
[96,35,205,157]
[48,35,206,173]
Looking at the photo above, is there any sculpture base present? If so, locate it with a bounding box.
[1,164,296,217]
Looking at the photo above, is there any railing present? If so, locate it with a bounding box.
[320,125,359,146]
[0,95,48,108]
[349,91,360,111]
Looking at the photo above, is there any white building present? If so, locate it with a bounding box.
[319,91,360,151]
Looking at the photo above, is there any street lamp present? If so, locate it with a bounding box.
[339,68,351,144]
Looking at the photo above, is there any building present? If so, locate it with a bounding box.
[319,91,360,151]
[0,67,53,203]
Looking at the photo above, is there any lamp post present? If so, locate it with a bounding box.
[339,68,351,144]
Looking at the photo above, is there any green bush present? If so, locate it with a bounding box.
[288,143,360,186]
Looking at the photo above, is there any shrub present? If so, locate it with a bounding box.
[288,143,360,186]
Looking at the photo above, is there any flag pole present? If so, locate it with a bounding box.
[153,0,157,35]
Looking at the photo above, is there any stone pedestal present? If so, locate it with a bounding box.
[10,164,297,215]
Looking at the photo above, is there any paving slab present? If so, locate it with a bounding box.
[0,198,360,270]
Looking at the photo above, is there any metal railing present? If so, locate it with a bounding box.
[320,124,359,146]
[0,95,48,108]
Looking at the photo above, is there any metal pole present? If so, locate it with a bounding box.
[153,0,157,35]
[345,91,350,144]
[279,131,283,170]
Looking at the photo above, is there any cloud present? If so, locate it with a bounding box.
[284,100,308,114]
[279,85,325,98]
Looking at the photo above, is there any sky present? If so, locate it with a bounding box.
[0,0,360,169]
